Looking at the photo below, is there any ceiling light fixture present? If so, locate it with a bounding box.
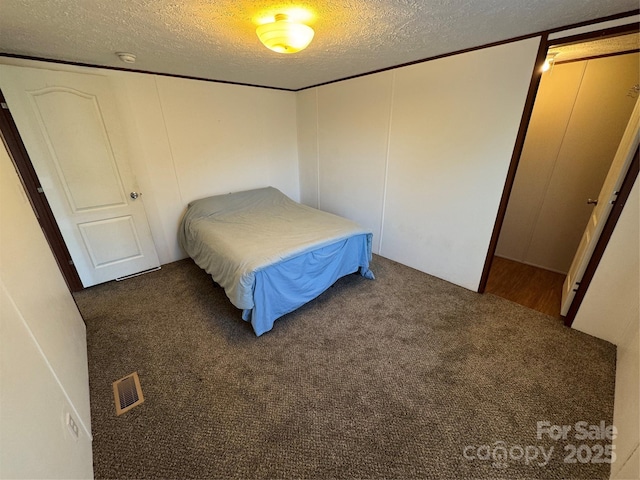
[541,53,558,72]
[116,52,136,64]
[256,13,314,54]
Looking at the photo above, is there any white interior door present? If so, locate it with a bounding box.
[561,96,640,315]
[0,65,160,287]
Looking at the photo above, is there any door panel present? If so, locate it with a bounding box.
[29,87,128,211]
[78,216,143,267]
[0,65,160,287]
[561,96,640,315]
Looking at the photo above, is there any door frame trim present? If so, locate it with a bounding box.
[477,35,549,292]
[0,89,83,292]
[478,22,640,325]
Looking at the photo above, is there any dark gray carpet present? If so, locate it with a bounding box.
[75,255,616,479]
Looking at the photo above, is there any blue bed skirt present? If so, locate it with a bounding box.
[241,233,374,336]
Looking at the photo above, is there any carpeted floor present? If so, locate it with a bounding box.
[75,255,616,480]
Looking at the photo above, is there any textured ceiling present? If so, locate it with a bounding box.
[0,0,637,90]
[550,32,640,63]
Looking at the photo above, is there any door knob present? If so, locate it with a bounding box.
[587,198,598,205]
[130,191,141,200]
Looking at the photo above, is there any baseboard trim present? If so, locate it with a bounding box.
[493,255,568,276]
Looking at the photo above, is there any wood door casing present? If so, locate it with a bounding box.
[0,90,83,292]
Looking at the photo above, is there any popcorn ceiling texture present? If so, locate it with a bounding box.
[0,0,636,89]
[549,32,640,63]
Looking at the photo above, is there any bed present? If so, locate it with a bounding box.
[179,187,374,336]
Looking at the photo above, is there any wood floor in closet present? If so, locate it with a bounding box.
[486,256,566,319]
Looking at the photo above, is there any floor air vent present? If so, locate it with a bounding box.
[113,372,144,416]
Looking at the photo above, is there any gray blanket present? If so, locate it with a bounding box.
[179,187,372,310]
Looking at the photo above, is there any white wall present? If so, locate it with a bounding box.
[297,37,541,290]
[296,88,319,208]
[497,54,639,273]
[571,180,639,479]
[610,320,639,480]
[573,179,639,343]
[0,58,300,266]
[0,143,93,478]
[317,71,394,254]
[112,73,300,264]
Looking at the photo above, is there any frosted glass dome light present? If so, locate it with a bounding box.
[256,13,314,54]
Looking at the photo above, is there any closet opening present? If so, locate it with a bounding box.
[481,26,639,321]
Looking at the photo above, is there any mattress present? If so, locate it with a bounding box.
[179,186,374,335]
